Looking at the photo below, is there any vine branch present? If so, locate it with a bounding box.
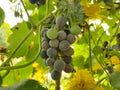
[110,20,120,43]
[20,0,35,26]
[88,26,92,72]
[46,0,49,16]
[0,26,41,71]
[1,27,35,66]
[1,8,59,70]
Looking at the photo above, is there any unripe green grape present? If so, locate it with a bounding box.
[63,47,74,56]
[47,48,57,57]
[62,56,72,64]
[67,34,76,44]
[54,60,65,72]
[29,0,37,4]
[59,40,70,51]
[42,40,50,50]
[47,28,58,39]
[51,69,61,80]
[40,50,48,59]
[49,39,59,48]
[40,27,48,37]
[56,16,66,29]
[46,57,55,66]
[58,31,67,41]
[64,64,73,73]
[70,25,81,35]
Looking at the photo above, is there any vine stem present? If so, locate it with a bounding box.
[1,8,60,69]
[46,0,49,16]
[0,48,40,71]
[90,76,107,90]
[110,20,120,43]
[36,9,60,27]
[2,70,10,78]
[20,0,35,26]
[0,26,41,71]
[88,27,92,73]
[1,28,35,66]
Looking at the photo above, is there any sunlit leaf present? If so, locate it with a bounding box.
[0,23,11,47]
[8,22,30,58]
[8,22,39,60]
[73,55,85,69]
[0,7,5,26]
[23,0,36,10]
[81,3,106,20]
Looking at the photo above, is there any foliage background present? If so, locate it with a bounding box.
[0,0,120,90]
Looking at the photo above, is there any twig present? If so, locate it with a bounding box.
[88,27,92,72]
[36,9,60,27]
[0,49,40,71]
[46,0,49,16]
[90,77,107,90]
[0,27,41,71]
[2,70,10,78]
[110,20,120,44]
[20,0,35,26]
[1,27,35,66]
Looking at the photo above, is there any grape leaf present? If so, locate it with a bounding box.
[0,7,5,26]
[23,0,36,10]
[73,55,85,69]
[2,60,32,85]
[8,22,39,60]
[8,22,30,58]
[0,79,47,90]
[109,71,120,89]
[0,23,11,46]
[0,75,3,85]
[93,46,102,56]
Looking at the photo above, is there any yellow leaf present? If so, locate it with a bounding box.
[95,86,104,90]
[106,55,120,65]
[93,63,102,71]
[81,3,106,20]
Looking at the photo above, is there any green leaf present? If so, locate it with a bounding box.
[109,71,120,89]
[0,79,47,90]
[109,51,120,59]
[0,75,3,85]
[2,61,32,85]
[0,7,5,26]
[73,55,85,69]
[93,46,102,56]
[8,22,30,58]
[8,22,39,60]
[0,23,11,46]
[23,0,36,10]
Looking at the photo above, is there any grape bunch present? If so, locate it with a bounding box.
[40,15,81,89]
